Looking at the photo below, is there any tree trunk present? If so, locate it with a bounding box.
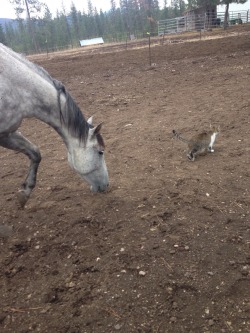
[24,0,38,52]
[224,3,230,30]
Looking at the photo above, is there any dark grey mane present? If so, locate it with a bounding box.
[52,79,105,148]
[52,79,89,143]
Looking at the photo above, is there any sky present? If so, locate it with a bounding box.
[1,0,250,19]
[1,0,119,19]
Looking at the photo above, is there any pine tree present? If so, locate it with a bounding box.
[70,3,80,41]
[86,0,98,37]
[55,10,72,48]
[9,0,45,52]
[4,22,16,48]
[38,6,55,52]
[0,24,7,45]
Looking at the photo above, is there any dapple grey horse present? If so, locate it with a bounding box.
[0,43,109,208]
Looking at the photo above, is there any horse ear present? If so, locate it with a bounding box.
[94,123,103,135]
[87,116,93,125]
[89,123,103,138]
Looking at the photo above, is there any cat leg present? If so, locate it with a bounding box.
[187,151,192,160]
[187,150,196,161]
[208,146,214,153]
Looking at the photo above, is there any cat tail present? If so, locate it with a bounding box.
[172,130,190,144]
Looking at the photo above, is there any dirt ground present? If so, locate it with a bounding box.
[0,25,250,333]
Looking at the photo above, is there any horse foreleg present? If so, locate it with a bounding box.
[0,132,41,208]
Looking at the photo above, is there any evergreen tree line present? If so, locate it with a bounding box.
[0,0,179,54]
[0,0,247,54]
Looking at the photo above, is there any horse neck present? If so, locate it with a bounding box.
[33,94,73,149]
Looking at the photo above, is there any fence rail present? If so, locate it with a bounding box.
[158,10,250,36]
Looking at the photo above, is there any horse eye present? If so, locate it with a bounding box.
[99,150,104,156]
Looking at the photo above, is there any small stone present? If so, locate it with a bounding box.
[139,271,146,276]
[172,302,178,309]
[208,319,214,326]
[184,272,191,278]
[184,246,189,251]
[167,287,173,294]
[114,324,122,330]
[170,316,177,322]
[40,306,50,314]
[241,268,249,276]
[207,271,214,276]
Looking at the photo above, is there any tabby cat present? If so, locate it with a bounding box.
[172,126,220,161]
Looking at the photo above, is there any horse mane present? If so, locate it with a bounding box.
[52,79,89,143]
[53,79,105,148]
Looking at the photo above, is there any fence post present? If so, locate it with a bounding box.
[147,32,151,66]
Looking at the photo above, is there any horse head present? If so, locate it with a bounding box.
[67,117,109,192]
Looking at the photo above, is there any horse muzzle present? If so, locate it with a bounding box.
[90,182,109,193]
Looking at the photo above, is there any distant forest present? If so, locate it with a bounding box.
[0,0,234,54]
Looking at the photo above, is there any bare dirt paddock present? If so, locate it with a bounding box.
[0,26,250,333]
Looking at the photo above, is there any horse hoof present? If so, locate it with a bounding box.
[16,191,29,209]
